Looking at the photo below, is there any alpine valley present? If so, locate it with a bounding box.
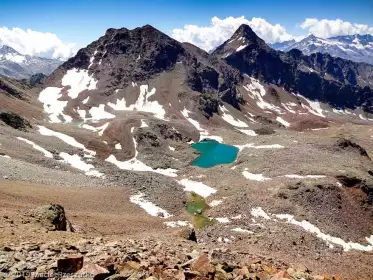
[2,24,373,279]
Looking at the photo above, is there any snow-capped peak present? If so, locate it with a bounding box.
[270,34,373,65]
[0,44,63,79]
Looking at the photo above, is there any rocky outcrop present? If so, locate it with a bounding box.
[151,123,192,142]
[31,204,68,231]
[28,73,47,86]
[254,126,275,135]
[0,111,32,131]
[335,139,370,158]
[336,174,373,205]
[0,75,29,99]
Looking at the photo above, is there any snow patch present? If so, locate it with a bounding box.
[97,123,109,136]
[17,137,53,158]
[140,120,148,127]
[242,171,271,181]
[232,228,254,234]
[130,193,172,218]
[82,97,90,104]
[105,137,177,177]
[244,77,283,114]
[236,44,248,52]
[62,69,98,99]
[108,85,166,120]
[38,126,95,157]
[216,217,230,223]
[164,221,190,228]
[177,179,216,198]
[168,146,175,151]
[219,105,248,128]
[281,103,296,114]
[38,87,68,123]
[237,129,257,136]
[252,207,373,252]
[182,108,223,142]
[115,143,122,150]
[276,116,290,127]
[89,105,116,120]
[235,143,284,151]
[283,174,326,179]
[59,152,103,177]
[298,95,325,118]
[251,207,271,220]
[209,200,222,207]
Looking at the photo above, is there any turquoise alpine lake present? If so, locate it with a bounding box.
[191,140,239,168]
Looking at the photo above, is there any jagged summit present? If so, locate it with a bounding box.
[0,45,20,55]
[305,33,317,40]
[0,44,62,79]
[212,24,270,58]
[233,24,268,47]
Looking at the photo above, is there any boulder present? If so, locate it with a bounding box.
[190,254,212,276]
[254,126,275,135]
[57,255,84,273]
[177,227,197,242]
[76,263,110,280]
[32,204,68,231]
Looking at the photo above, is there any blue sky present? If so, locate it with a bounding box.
[1,0,372,58]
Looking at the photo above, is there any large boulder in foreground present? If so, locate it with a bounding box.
[32,204,68,231]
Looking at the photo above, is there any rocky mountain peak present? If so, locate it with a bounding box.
[212,24,270,59]
[59,24,185,89]
[305,34,317,40]
[234,24,258,39]
[0,45,21,55]
[230,24,268,50]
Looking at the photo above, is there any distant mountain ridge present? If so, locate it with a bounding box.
[270,34,373,65]
[213,25,373,113]
[0,45,63,79]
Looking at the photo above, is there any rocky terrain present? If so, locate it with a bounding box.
[1,23,373,279]
[0,204,345,280]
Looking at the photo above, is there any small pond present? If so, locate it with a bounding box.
[191,140,239,168]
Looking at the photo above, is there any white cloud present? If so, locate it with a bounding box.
[0,27,77,59]
[300,18,373,38]
[171,16,294,52]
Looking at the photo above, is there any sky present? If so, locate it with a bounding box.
[0,0,372,58]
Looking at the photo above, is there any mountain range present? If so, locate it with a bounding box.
[270,34,373,65]
[0,45,63,79]
[2,23,373,279]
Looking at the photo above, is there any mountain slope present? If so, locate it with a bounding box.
[43,24,244,122]
[272,34,373,65]
[0,45,63,79]
[213,25,373,114]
